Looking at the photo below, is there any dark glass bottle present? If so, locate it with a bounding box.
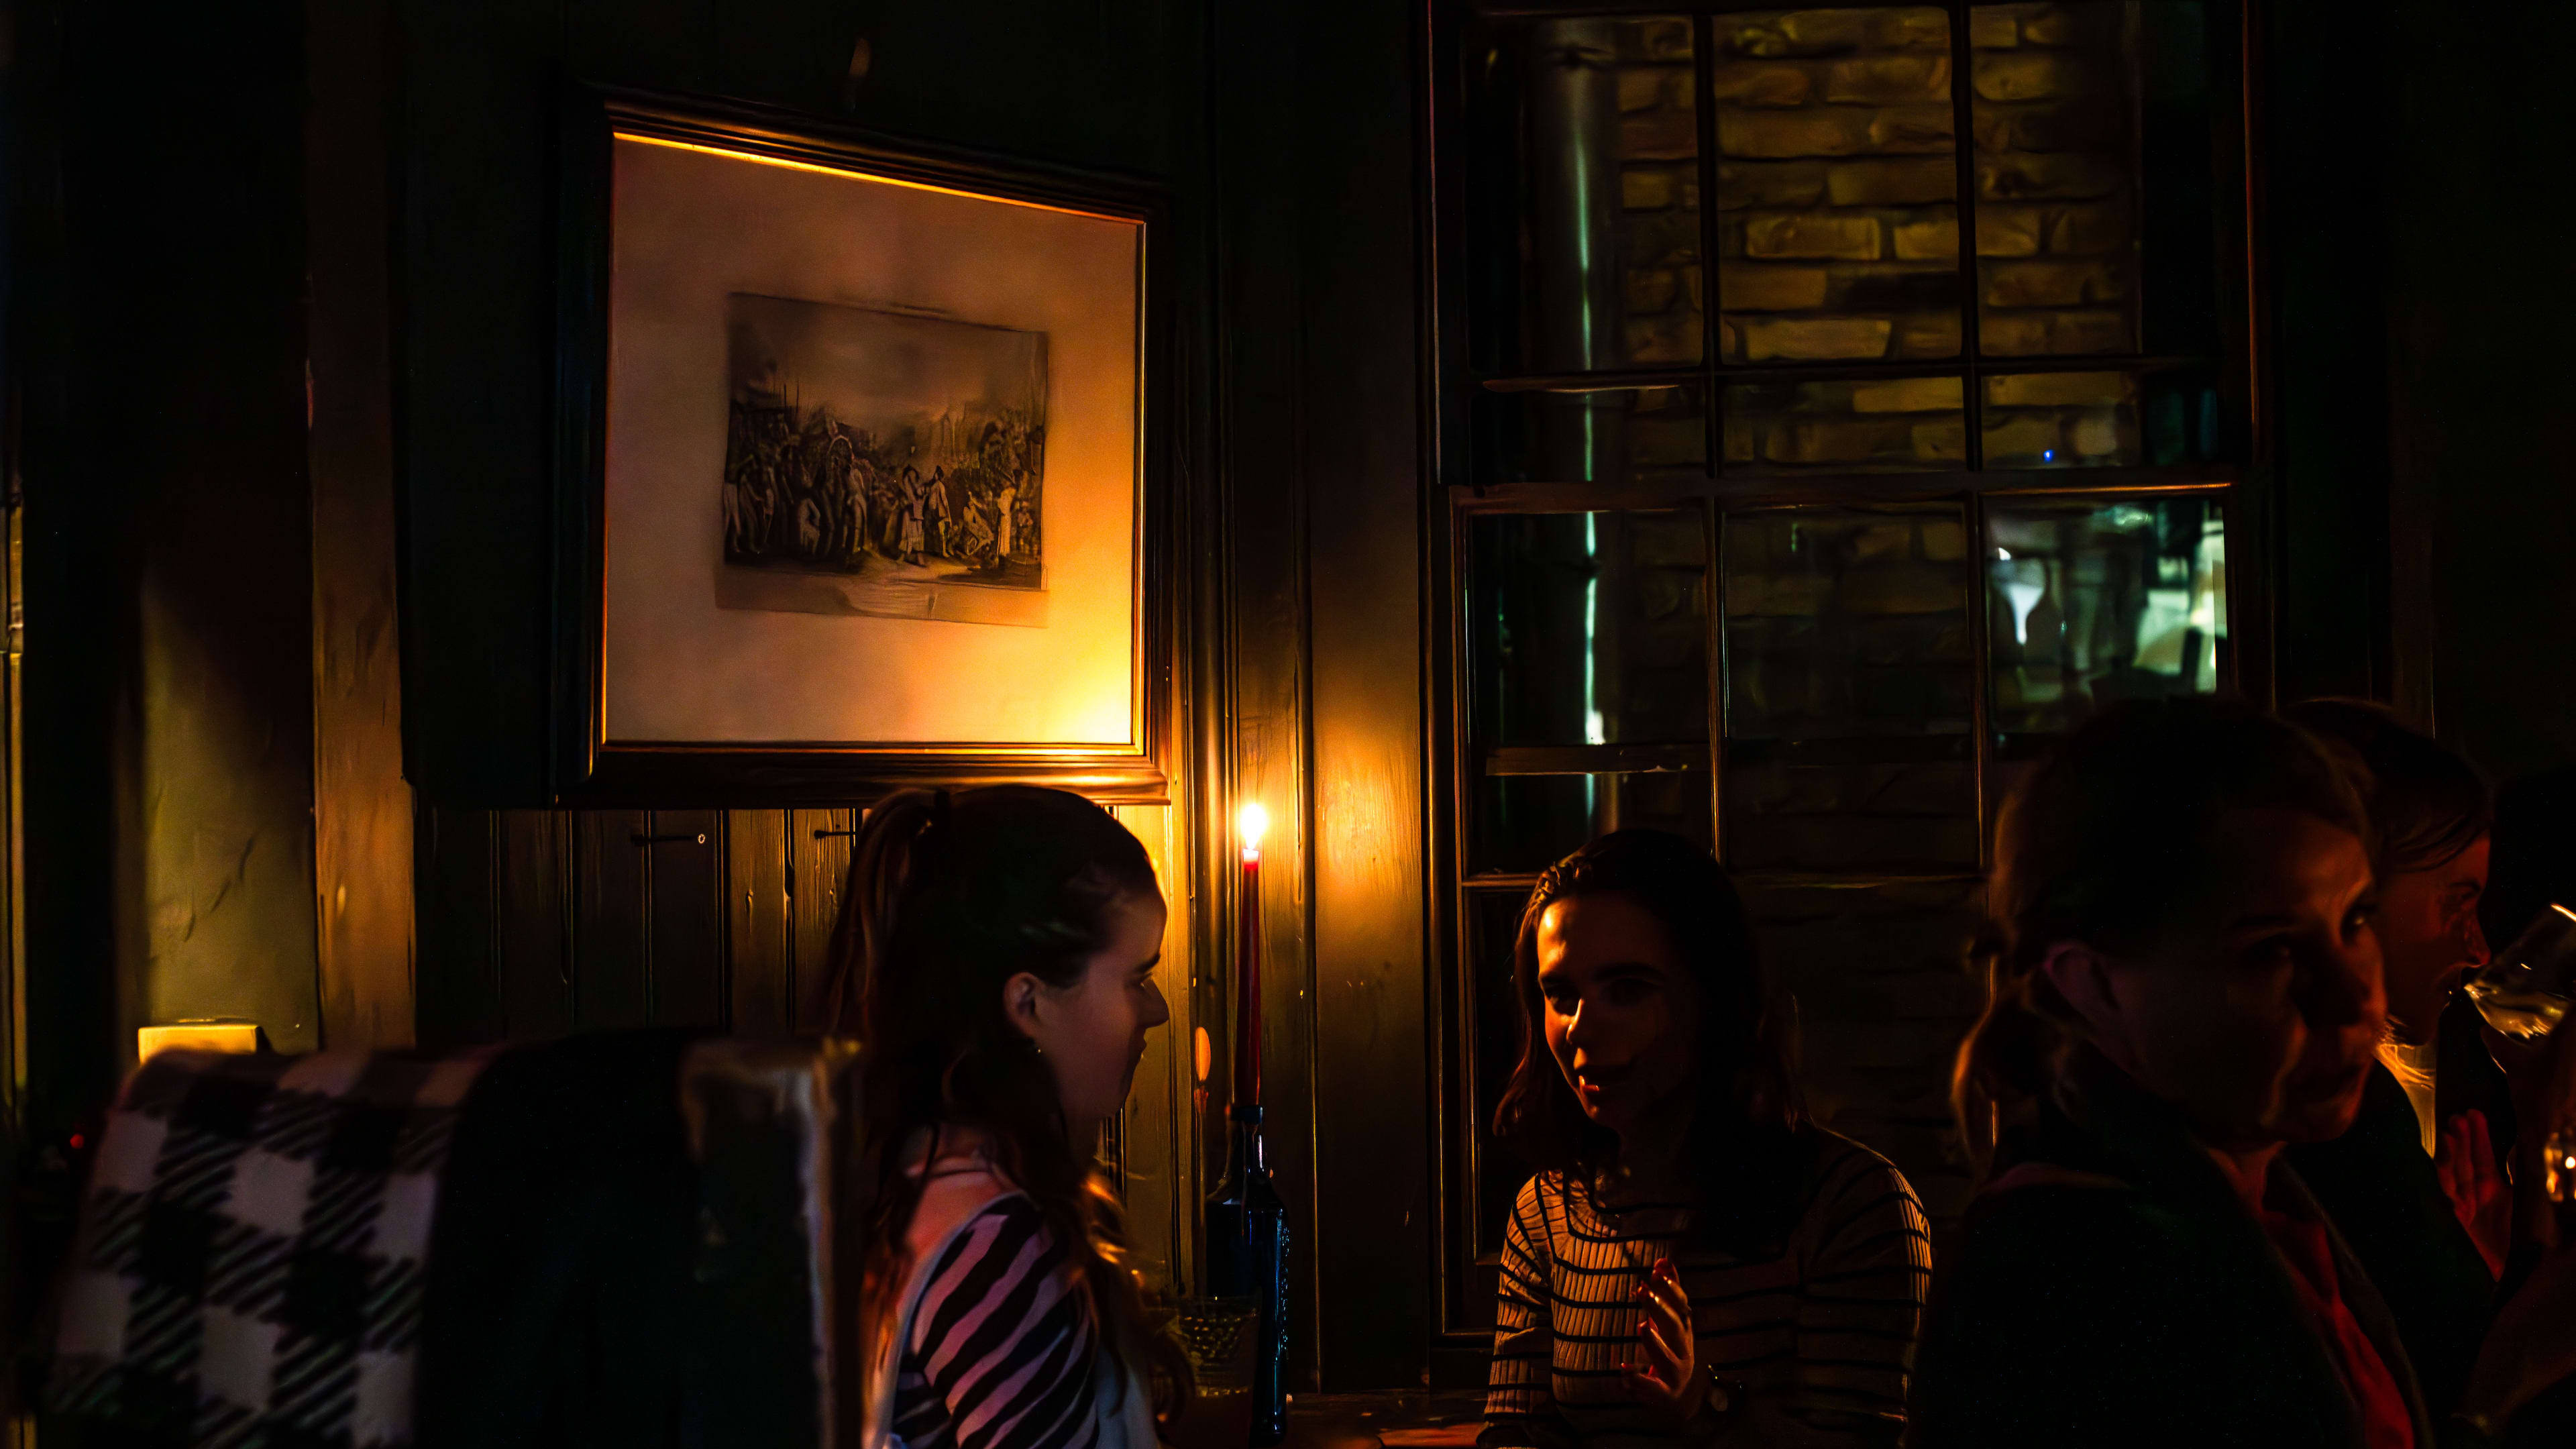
[1204,1103,1289,1444]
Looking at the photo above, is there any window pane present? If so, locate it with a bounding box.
[1468,511,1711,749]
[1723,374,1964,475]
[1479,384,1707,487]
[1723,507,1978,869]
[1987,494,2227,740]
[1741,875,1986,1219]
[1971,3,2142,356]
[1472,772,1713,876]
[1713,7,1963,364]
[1465,888,1535,1258]
[1466,17,1705,374]
[1980,368,2225,468]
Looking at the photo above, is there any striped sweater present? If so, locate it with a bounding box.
[1485,1130,1932,1447]
[892,1194,1104,1449]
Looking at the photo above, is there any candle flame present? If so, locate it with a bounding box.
[1237,801,1270,850]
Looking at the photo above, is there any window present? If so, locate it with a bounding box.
[1432,1,2254,1346]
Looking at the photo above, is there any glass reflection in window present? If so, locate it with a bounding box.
[1987,494,2226,737]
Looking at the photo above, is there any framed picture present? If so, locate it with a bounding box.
[551,89,1168,804]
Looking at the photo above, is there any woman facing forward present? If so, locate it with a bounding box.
[829,786,1185,1449]
[1480,830,1931,1449]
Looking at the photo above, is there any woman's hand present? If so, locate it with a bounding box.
[2439,1109,2512,1277]
[1621,1258,1708,1426]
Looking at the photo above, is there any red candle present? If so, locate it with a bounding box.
[1234,803,1269,1110]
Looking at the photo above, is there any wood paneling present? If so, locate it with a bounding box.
[573,810,653,1030]
[647,811,726,1028]
[787,808,855,1035]
[727,810,793,1037]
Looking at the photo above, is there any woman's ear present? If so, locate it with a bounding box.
[2039,941,2134,1069]
[1000,971,1046,1042]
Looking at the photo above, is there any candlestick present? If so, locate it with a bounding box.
[1234,802,1267,1108]
[1206,800,1288,1444]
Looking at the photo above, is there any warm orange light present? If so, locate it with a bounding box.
[1237,802,1270,851]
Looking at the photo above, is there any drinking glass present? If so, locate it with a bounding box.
[1170,1297,1258,1449]
[2465,904,2576,1041]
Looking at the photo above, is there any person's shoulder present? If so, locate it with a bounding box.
[1798,1127,1924,1216]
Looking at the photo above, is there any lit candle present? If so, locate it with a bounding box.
[1234,802,1268,1111]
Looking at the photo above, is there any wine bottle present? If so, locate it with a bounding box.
[1203,1105,1289,1444]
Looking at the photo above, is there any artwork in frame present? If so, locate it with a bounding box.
[553,91,1166,803]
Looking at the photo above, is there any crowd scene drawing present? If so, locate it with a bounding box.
[720,294,1047,613]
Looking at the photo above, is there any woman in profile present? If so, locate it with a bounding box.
[826,786,1184,1449]
[1479,830,1931,1448]
[1913,698,2576,1448]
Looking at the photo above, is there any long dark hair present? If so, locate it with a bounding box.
[2285,698,2489,874]
[823,786,1179,1416]
[1492,829,1805,1251]
[1954,698,2373,1170]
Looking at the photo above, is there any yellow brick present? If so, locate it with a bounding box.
[1896,311,1963,358]
[1709,62,1811,108]
[1892,216,1960,262]
[1618,69,1668,113]
[1872,8,1953,51]
[1852,523,1914,561]
[1826,55,1952,105]
[1624,169,1678,211]
[1745,213,1882,260]
[1719,107,1868,159]
[1921,519,1968,560]
[2021,6,2080,45]
[1742,316,1894,361]
[1634,17,1693,61]
[1912,419,1969,464]
[1717,161,1829,210]
[1720,266,1831,311]
[1868,105,1957,154]
[1623,109,1699,161]
[1984,260,2126,308]
[1851,376,1964,413]
[1970,9,2021,48]
[1976,52,2070,102]
[1977,207,2045,257]
[1983,413,2065,463]
[1827,157,1955,207]
[1985,371,2133,408]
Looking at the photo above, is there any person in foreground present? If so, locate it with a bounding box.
[1909,698,2576,1449]
[1480,830,1931,1449]
[828,786,1183,1449]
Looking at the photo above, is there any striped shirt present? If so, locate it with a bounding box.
[1485,1131,1932,1447]
[892,1194,1102,1449]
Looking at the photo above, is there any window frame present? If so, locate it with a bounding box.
[1424,0,2266,1360]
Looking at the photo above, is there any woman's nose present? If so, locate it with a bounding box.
[2459,906,2491,967]
[2306,933,2383,1029]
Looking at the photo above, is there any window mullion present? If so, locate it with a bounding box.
[1947,0,1985,468]
[1690,12,1725,481]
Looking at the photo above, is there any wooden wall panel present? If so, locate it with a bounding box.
[494,810,574,1037]
[414,805,500,1048]
[572,810,651,1030]
[646,811,725,1028]
[726,809,793,1036]
[787,808,855,1034]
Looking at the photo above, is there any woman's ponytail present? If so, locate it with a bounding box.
[818,789,944,1038]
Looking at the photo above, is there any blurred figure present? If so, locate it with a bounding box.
[1913,698,2576,1448]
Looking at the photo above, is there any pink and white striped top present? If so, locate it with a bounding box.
[891,1193,1104,1449]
